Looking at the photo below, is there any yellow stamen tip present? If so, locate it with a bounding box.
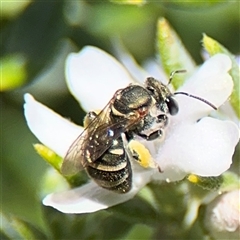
[188,174,199,183]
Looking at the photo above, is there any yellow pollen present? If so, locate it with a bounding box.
[187,174,199,183]
[128,140,153,168]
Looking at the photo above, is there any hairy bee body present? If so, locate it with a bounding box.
[83,111,132,193]
[62,78,175,193]
[61,73,216,193]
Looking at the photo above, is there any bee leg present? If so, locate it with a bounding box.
[128,139,162,172]
[138,128,164,141]
[156,114,168,126]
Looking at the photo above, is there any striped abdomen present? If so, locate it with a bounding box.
[86,137,132,193]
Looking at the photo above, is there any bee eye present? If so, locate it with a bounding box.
[166,96,179,115]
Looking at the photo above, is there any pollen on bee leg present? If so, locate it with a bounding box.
[128,140,159,170]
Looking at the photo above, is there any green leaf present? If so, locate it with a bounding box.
[202,34,240,118]
[156,18,196,89]
[0,54,27,91]
[34,144,63,172]
[34,144,88,188]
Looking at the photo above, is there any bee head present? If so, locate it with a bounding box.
[145,70,217,116]
[145,77,179,116]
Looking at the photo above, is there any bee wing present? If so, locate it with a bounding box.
[61,113,137,176]
[61,105,111,176]
[83,119,129,164]
[61,88,133,175]
[61,86,142,176]
[60,129,88,175]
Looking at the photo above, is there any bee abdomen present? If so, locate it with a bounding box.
[86,166,132,193]
[86,138,132,193]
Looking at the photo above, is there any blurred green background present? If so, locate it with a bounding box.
[1,1,239,239]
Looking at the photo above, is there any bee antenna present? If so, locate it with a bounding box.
[174,92,217,110]
[168,70,187,85]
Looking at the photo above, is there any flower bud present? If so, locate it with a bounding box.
[204,189,240,239]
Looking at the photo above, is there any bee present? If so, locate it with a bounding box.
[61,70,217,193]
[80,110,133,193]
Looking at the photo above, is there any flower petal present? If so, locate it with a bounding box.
[143,59,168,84]
[153,117,239,181]
[175,54,233,121]
[113,43,149,84]
[43,182,133,214]
[43,169,152,214]
[24,93,83,158]
[66,46,134,112]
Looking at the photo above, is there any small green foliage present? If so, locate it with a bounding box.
[220,171,240,192]
[156,18,196,89]
[161,0,228,8]
[123,223,153,240]
[138,186,158,210]
[1,54,27,91]
[34,144,88,188]
[0,212,47,240]
[187,174,223,191]
[203,34,240,119]
[40,169,69,198]
[110,0,146,5]
[1,0,31,19]
[34,144,62,172]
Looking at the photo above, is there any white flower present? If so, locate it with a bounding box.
[204,189,240,239]
[24,46,239,214]
[202,50,240,127]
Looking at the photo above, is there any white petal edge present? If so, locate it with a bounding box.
[175,54,233,121]
[113,43,150,84]
[153,117,239,182]
[66,46,134,112]
[143,58,169,84]
[24,93,83,158]
[43,182,134,214]
[43,169,152,214]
